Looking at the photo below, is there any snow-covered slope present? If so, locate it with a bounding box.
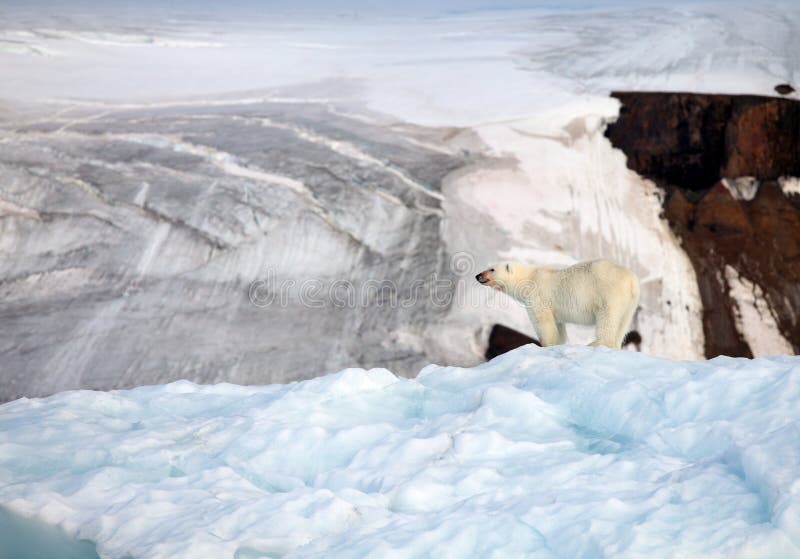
[437,100,704,362]
[2,346,800,558]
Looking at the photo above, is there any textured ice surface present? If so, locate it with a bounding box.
[2,346,800,558]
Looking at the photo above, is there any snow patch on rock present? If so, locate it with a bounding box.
[722,177,760,201]
[780,176,800,197]
[725,265,794,356]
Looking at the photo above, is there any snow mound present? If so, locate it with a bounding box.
[2,346,800,558]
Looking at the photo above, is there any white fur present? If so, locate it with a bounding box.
[478,259,639,348]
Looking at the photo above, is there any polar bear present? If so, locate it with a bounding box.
[475,259,639,349]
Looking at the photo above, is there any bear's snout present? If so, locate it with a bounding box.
[476,270,492,285]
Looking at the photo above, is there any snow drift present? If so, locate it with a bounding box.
[2,346,800,558]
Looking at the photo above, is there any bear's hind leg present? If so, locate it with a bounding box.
[613,300,638,349]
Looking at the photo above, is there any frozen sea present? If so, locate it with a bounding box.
[2,345,800,558]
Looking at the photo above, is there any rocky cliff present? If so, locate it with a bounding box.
[606,92,800,358]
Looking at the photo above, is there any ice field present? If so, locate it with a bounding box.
[2,346,800,558]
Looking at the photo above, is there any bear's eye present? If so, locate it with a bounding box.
[489,268,495,272]
[506,264,510,273]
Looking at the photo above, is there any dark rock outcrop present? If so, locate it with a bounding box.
[607,92,800,191]
[485,324,539,360]
[606,92,800,358]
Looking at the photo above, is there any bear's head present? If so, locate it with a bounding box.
[475,262,532,296]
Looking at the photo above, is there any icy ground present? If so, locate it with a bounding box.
[2,346,800,558]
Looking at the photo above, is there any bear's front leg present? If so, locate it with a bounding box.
[528,308,560,347]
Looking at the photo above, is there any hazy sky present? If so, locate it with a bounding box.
[1,0,700,18]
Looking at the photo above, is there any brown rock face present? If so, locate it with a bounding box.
[606,92,800,358]
[485,324,539,360]
[608,92,800,191]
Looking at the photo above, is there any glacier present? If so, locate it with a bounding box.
[0,97,472,401]
[2,346,800,558]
